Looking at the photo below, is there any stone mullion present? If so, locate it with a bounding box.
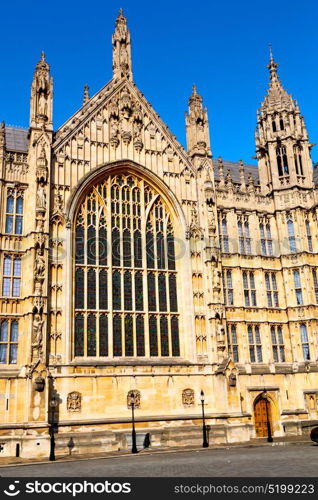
[107,177,113,358]
[141,181,150,358]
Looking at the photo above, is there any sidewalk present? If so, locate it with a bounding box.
[0,435,314,468]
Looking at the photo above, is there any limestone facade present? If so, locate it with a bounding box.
[0,12,318,457]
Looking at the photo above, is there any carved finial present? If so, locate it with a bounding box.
[192,84,197,95]
[239,159,246,191]
[267,44,278,82]
[41,51,46,61]
[83,84,90,105]
[218,157,225,187]
[112,8,132,80]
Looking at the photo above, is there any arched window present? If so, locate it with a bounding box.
[74,173,180,358]
[294,146,303,176]
[287,219,297,253]
[276,146,289,176]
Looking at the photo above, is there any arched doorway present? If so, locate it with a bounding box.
[254,394,273,438]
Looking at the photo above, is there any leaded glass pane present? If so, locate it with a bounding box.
[135,272,143,311]
[156,232,165,269]
[136,315,145,356]
[75,226,84,264]
[12,278,20,297]
[169,274,178,312]
[0,344,7,364]
[255,326,261,344]
[134,230,142,268]
[87,269,96,309]
[5,215,13,234]
[160,316,169,356]
[112,228,120,266]
[149,316,158,356]
[87,314,96,356]
[0,321,8,342]
[75,314,84,356]
[13,258,21,276]
[2,278,10,297]
[99,314,108,356]
[300,324,308,342]
[113,271,121,310]
[248,326,253,344]
[99,227,107,266]
[171,316,180,356]
[123,229,131,267]
[15,216,23,234]
[303,344,310,360]
[113,315,122,356]
[125,315,133,356]
[147,273,156,311]
[16,197,23,214]
[146,231,154,269]
[87,226,96,265]
[167,231,176,270]
[75,269,84,309]
[9,344,18,364]
[99,270,107,310]
[158,273,167,312]
[6,196,14,213]
[10,321,18,342]
[231,325,237,343]
[3,257,11,276]
[124,271,132,310]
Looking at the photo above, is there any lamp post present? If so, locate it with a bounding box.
[200,390,209,448]
[128,391,138,454]
[263,390,273,443]
[49,395,58,461]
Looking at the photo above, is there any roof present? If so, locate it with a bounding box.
[5,127,28,152]
[212,159,259,184]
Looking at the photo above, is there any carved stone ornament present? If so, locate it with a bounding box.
[34,375,45,392]
[228,372,237,387]
[182,388,195,407]
[305,393,317,411]
[31,313,44,360]
[127,390,141,408]
[67,391,82,412]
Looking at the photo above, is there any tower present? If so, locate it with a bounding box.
[256,49,314,193]
[29,52,53,130]
[112,9,132,81]
[185,85,211,159]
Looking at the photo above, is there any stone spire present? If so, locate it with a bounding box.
[112,9,132,81]
[260,47,293,114]
[256,50,313,192]
[83,84,90,105]
[30,51,53,130]
[185,85,211,157]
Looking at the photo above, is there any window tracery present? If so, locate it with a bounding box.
[74,173,180,358]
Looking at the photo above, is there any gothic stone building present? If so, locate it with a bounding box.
[1,11,318,458]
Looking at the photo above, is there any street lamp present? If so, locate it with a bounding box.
[49,395,58,461]
[200,390,209,448]
[128,391,138,454]
[263,390,273,443]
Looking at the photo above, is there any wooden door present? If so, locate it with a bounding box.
[254,397,271,437]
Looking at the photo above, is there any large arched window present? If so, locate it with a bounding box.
[74,172,180,358]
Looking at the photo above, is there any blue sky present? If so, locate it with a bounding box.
[1,0,318,164]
